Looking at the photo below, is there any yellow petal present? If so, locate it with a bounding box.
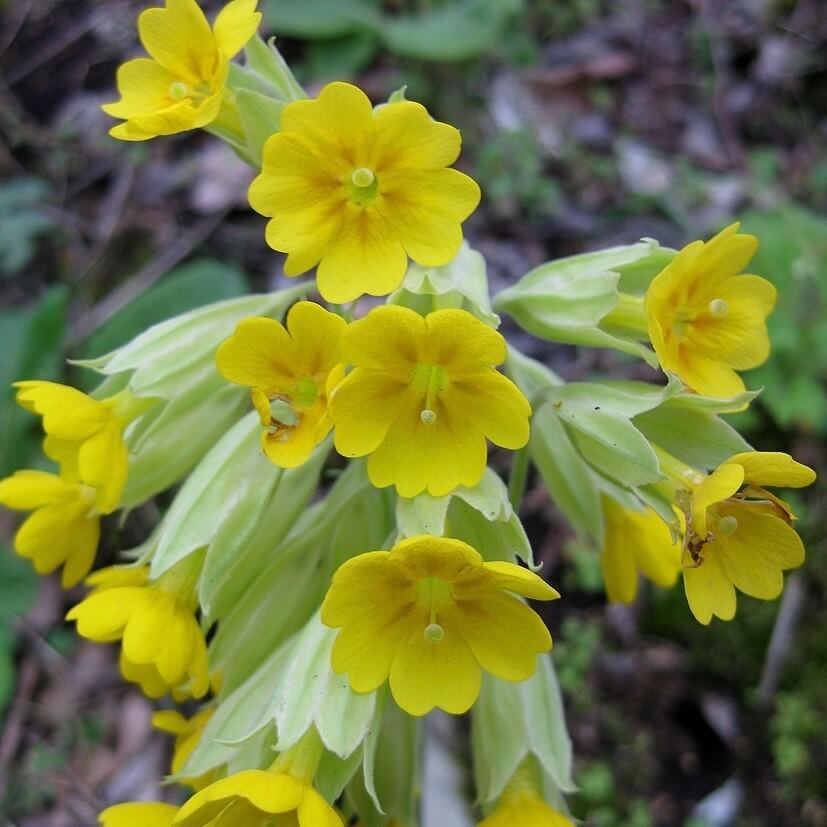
[138,0,216,82]
[280,81,373,160]
[122,594,171,665]
[297,788,343,827]
[376,168,480,266]
[330,371,416,457]
[388,613,481,715]
[173,771,305,825]
[284,301,347,378]
[342,305,426,377]
[316,209,408,303]
[78,419,128,514]
[369,100,462,171]
[212,0,261,59]
[726,451,816,489]
[475,561,559,601]
[691,222,758,285]
[15,381,106,441]
[216,316,295,389]
[260,403,324,468]
[691,463,744,536]
[99,802,178,827]
[59,514,100,588]
[683,552,736,624]
[66,588,148,642]
[714,501,804,600]
[120,654,171,698]
[673,349,747,398]
[14,498,90,576]
[601,532,639,603]
[152,709,189,735]
[86,565,150,591]
[366,405,487,497]
[391,535,482,580]
[0,470,70,510]
[424,309,506,372]
[456,594,551,681]
[102,58,177,119]
[441,370,530,450]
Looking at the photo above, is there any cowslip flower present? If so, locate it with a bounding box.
[677,451,815,624]
[172,769,342,827]
[66,560,209,698]
[102,0,261,141]
[15,381,141,513]
[479,764,574,827]
[329,306,531,497]
[216,301,347,468]
[247,81,481,303]
[153,708,216,790]
[645,223,776,397]
[99,802,178,826]
[0,460,100,588]
[321,535,559,716]
[600,496,681,604]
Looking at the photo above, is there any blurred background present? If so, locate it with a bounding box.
[1,0,826,824]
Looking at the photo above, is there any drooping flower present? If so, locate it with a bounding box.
[329,306,531,497]
[15,381,145,513]
[644,223,776,397]
[66,559,210,698]
[0,465,100,588]
[102,0,261,141]
[172,769,342,827]
[153,707,217,790]
[247,81,481,303]
[677,451,816,624]
[600,496,681,604]
[321,535,559,716]
[478,762,574,827]
[99,802,178,826]
[216,301,347,468]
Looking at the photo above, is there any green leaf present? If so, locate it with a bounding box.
[243,35,306,101]
[78,258,247,361]
[0,178,57,276]
[544,383,662,487]
[264,0,381,38]
[382,0,521,61]
[0,286,68,474]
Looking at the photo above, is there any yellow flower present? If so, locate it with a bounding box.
[216,302,347,468]
[99,802,178,826]
[102,0,261,141]
[600,496,681,604]
[329,306,531,497]
[645,223,776,397]
[15,381,135,513]
[66,560,210,698]
[153,707,217,790]
[321,535,559,716]
[679,451,815,624]
[0,467,100,588]
[478,761,573,827]
[247,81,481,303]
[172,769,342,827]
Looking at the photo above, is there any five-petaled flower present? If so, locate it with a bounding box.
[600,496,681,604]
[216,301,347,468]
[329,306,531,497]
[172,769,342,827]
[247,81,481,303]
[321,535,559,716]
[678,451,815,624]
[645,223,776,397]
[103,0,261,141]
[67,561,210,698]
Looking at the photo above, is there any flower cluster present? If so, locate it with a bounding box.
[0,1,818,824]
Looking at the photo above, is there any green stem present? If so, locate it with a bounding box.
[601,292,650,338]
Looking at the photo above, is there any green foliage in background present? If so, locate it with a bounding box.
[0,178,56,277]
[737,206,827,434]
[265,0,522,77]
